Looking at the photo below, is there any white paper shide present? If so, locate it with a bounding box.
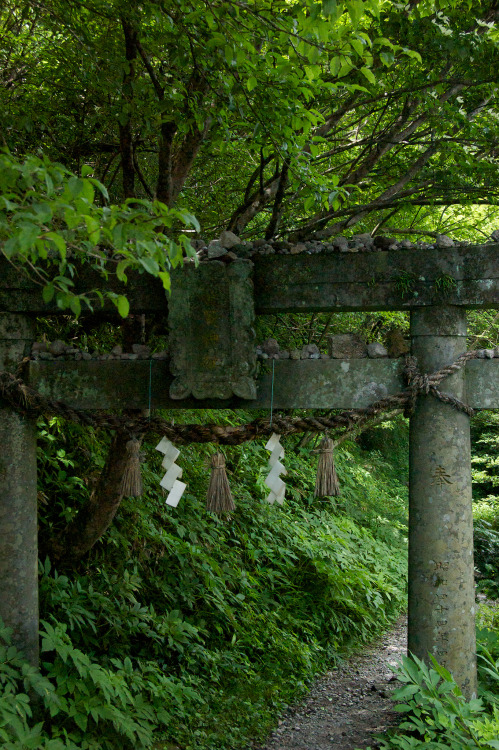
[264,433,287,505]
[156,437,186,507]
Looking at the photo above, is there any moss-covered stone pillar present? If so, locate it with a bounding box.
[0,313,38,665]
[409,306,476,698]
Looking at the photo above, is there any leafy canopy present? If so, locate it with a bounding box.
[0,151,198,315]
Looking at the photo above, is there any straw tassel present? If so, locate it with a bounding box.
[119,437,143,497]
[314,437,340,497]
[206,452,235,514]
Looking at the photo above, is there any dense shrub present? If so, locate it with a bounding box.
[0,412,409,749]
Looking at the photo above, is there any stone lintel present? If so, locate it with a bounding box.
[27,358,499,411]
[1,244,498,314]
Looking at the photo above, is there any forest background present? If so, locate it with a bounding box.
[2,0,499,748]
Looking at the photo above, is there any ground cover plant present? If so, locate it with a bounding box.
[366,626,499,750]
[1,412,408,749]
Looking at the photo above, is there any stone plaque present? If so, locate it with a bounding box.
[168,260,257,400]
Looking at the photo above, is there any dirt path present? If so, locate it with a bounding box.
[253,616,407,750]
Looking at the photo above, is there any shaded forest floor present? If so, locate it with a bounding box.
[251,616,407,750]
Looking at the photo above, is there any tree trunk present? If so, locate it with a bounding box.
[49,429,140,564]
[119,18,138,199]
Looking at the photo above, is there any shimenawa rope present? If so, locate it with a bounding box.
[0,351,479,446]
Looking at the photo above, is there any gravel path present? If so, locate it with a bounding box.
[253,616,407,750]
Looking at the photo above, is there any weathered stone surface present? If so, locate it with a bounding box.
[132,344,151,356]
[333,236,348,252]
[261,338,280,358]
[301,343,320,358]
[219,230,241,249]
[0,314,38,667]
[328,334,367,359]
[367,342,388,358]
[1,244,499,315]
[385,329,410,358]
[352,233,374,248]
[253,245,499,313]
[27,357,499,411]
[207,242,227,259]
[436,234,454,248]
[373,236,396,250]
[409,307,476,698]
[169,260,257,400]
[49,339,66,356]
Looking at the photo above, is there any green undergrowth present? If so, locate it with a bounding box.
[472,412,499,598]
[2,412,408,749]
[365,628,499,750]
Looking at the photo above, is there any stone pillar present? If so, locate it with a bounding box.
[0,313,38,666]
[409,306,476,698]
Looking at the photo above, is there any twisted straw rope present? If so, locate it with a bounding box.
[0,351,479,446]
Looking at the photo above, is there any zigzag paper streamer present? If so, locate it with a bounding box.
[264,433,287,505]
[156,437,186,507]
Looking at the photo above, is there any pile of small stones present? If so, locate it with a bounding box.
[257,335,391,361]
[188,229,499,263]
[30,337,499,363]
[30,341,169,361]
[257,337,499,361]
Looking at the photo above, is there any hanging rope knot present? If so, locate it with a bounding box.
[404,356,429,392]
[403,354,475,418]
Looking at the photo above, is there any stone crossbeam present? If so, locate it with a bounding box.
[28,358,499,411]
[1,243,499,314]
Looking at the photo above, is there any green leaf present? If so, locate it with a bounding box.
[360,66,376,84]
[338,59,353,78]
[323,0,337,16]
[139,256,159,275]
[42,285,55,303]
[351,39,364,57]
[348,0,365,27]
[158,271,171,292]
[69,296,82,317]
[116,260,130,282]
[45,232,67,260]
[247,77,258,92]
[84,216,101,245]
[116,295,130,318]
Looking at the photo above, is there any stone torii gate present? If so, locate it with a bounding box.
[1,242,499,699]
